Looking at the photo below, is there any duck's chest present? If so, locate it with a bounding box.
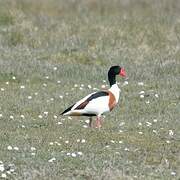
[108,85,121,111]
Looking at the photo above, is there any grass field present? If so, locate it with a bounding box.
[0,0,180,179]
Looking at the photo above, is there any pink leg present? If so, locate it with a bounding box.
[95,116,102,128]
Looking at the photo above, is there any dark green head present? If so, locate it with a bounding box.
[108,66,126,86]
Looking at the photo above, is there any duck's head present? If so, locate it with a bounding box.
[108,66,126,86]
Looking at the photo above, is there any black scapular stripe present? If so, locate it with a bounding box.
[75,91,109,110]
[87,91,109,101]
[61,103,75,115]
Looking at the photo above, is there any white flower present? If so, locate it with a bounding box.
[88,85,92,89]
[31,152,36,156]
[43,83,47,87]
[50,98,54,101]
[152,130,157,134]
[12,76,16,80]
[38,115,43,119]
[138,122,142,126]
[169,130,174,137]
[0,164,5,172]
[85,119,90,124]
[140,94,144,98]
[20,85,25,89]
[53,67,57,71]
[71,153,77,157]
[43,112,48,115]
[166,140,170,144]
[171,171,176,176]
[138,82,144,86]
[103,80,106,83]
[14,147,19,151]
[21,125,25,128]
[57,122,62,125]
[6,82,9,85]
[110,140,115,143]
[10,115,14,119]
[146,100,150,104]
[1,88,5,91]
[1,173,7,178]
[77,139,80,143]
[28,96,32,99]
[20,115,25,119]
[81,84,84,87]
[53,115,57,119]
[0,114,3,118]
[74,84,78,88]
[59,95,63,99]
[66,153,71,156]
[81,139,86,143]
[153,119,157,122]
[79,87,83,90]
[65,140,69,144]
[34,92,38,96]
[138,131,143,135]
[45,76,49,79]
[77,152,83,156]
[48,157,56,163]
[119,141,123,144]
[119,122,125,126]
[68,117,72,120]
[57,80,61,84]
[31,147,36,151]
[155,94,159,98]
[101,85,106,88]
[49,142,54,145]
[139,91,145,94]
[7,146,13,150]
[146,122,152,127]
[122,81,128,86]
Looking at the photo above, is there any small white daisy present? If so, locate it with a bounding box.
[20,85,25,89]
[10,115,14,119]
[88,85,92,89]
[65,140,69,144]
[71,153,77,157]
[53,67,57,71]
[48,157,56,163]
[13,147,19,151]
[77,152,83,156]
[20,115,25,119]
[31,147,36,151]
[0,164,5,172]
[138,82,144,86]
[140,94,144,98]
[59,95,63,99]
[7,146,13,150]
[38,115,43,119]
[28,96,32,100]
[1,173,7,178]
[81,139,86,143]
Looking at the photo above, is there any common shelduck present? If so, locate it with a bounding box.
[61,66,126,128]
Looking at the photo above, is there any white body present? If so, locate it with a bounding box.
[63,83,121,116]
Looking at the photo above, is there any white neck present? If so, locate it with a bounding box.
[109,83,121,102]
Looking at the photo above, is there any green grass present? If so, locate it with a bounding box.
[0,0,180,179]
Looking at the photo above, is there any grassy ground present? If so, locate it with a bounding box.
[0,0,180,179]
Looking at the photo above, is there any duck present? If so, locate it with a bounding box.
[61,65,126,128]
